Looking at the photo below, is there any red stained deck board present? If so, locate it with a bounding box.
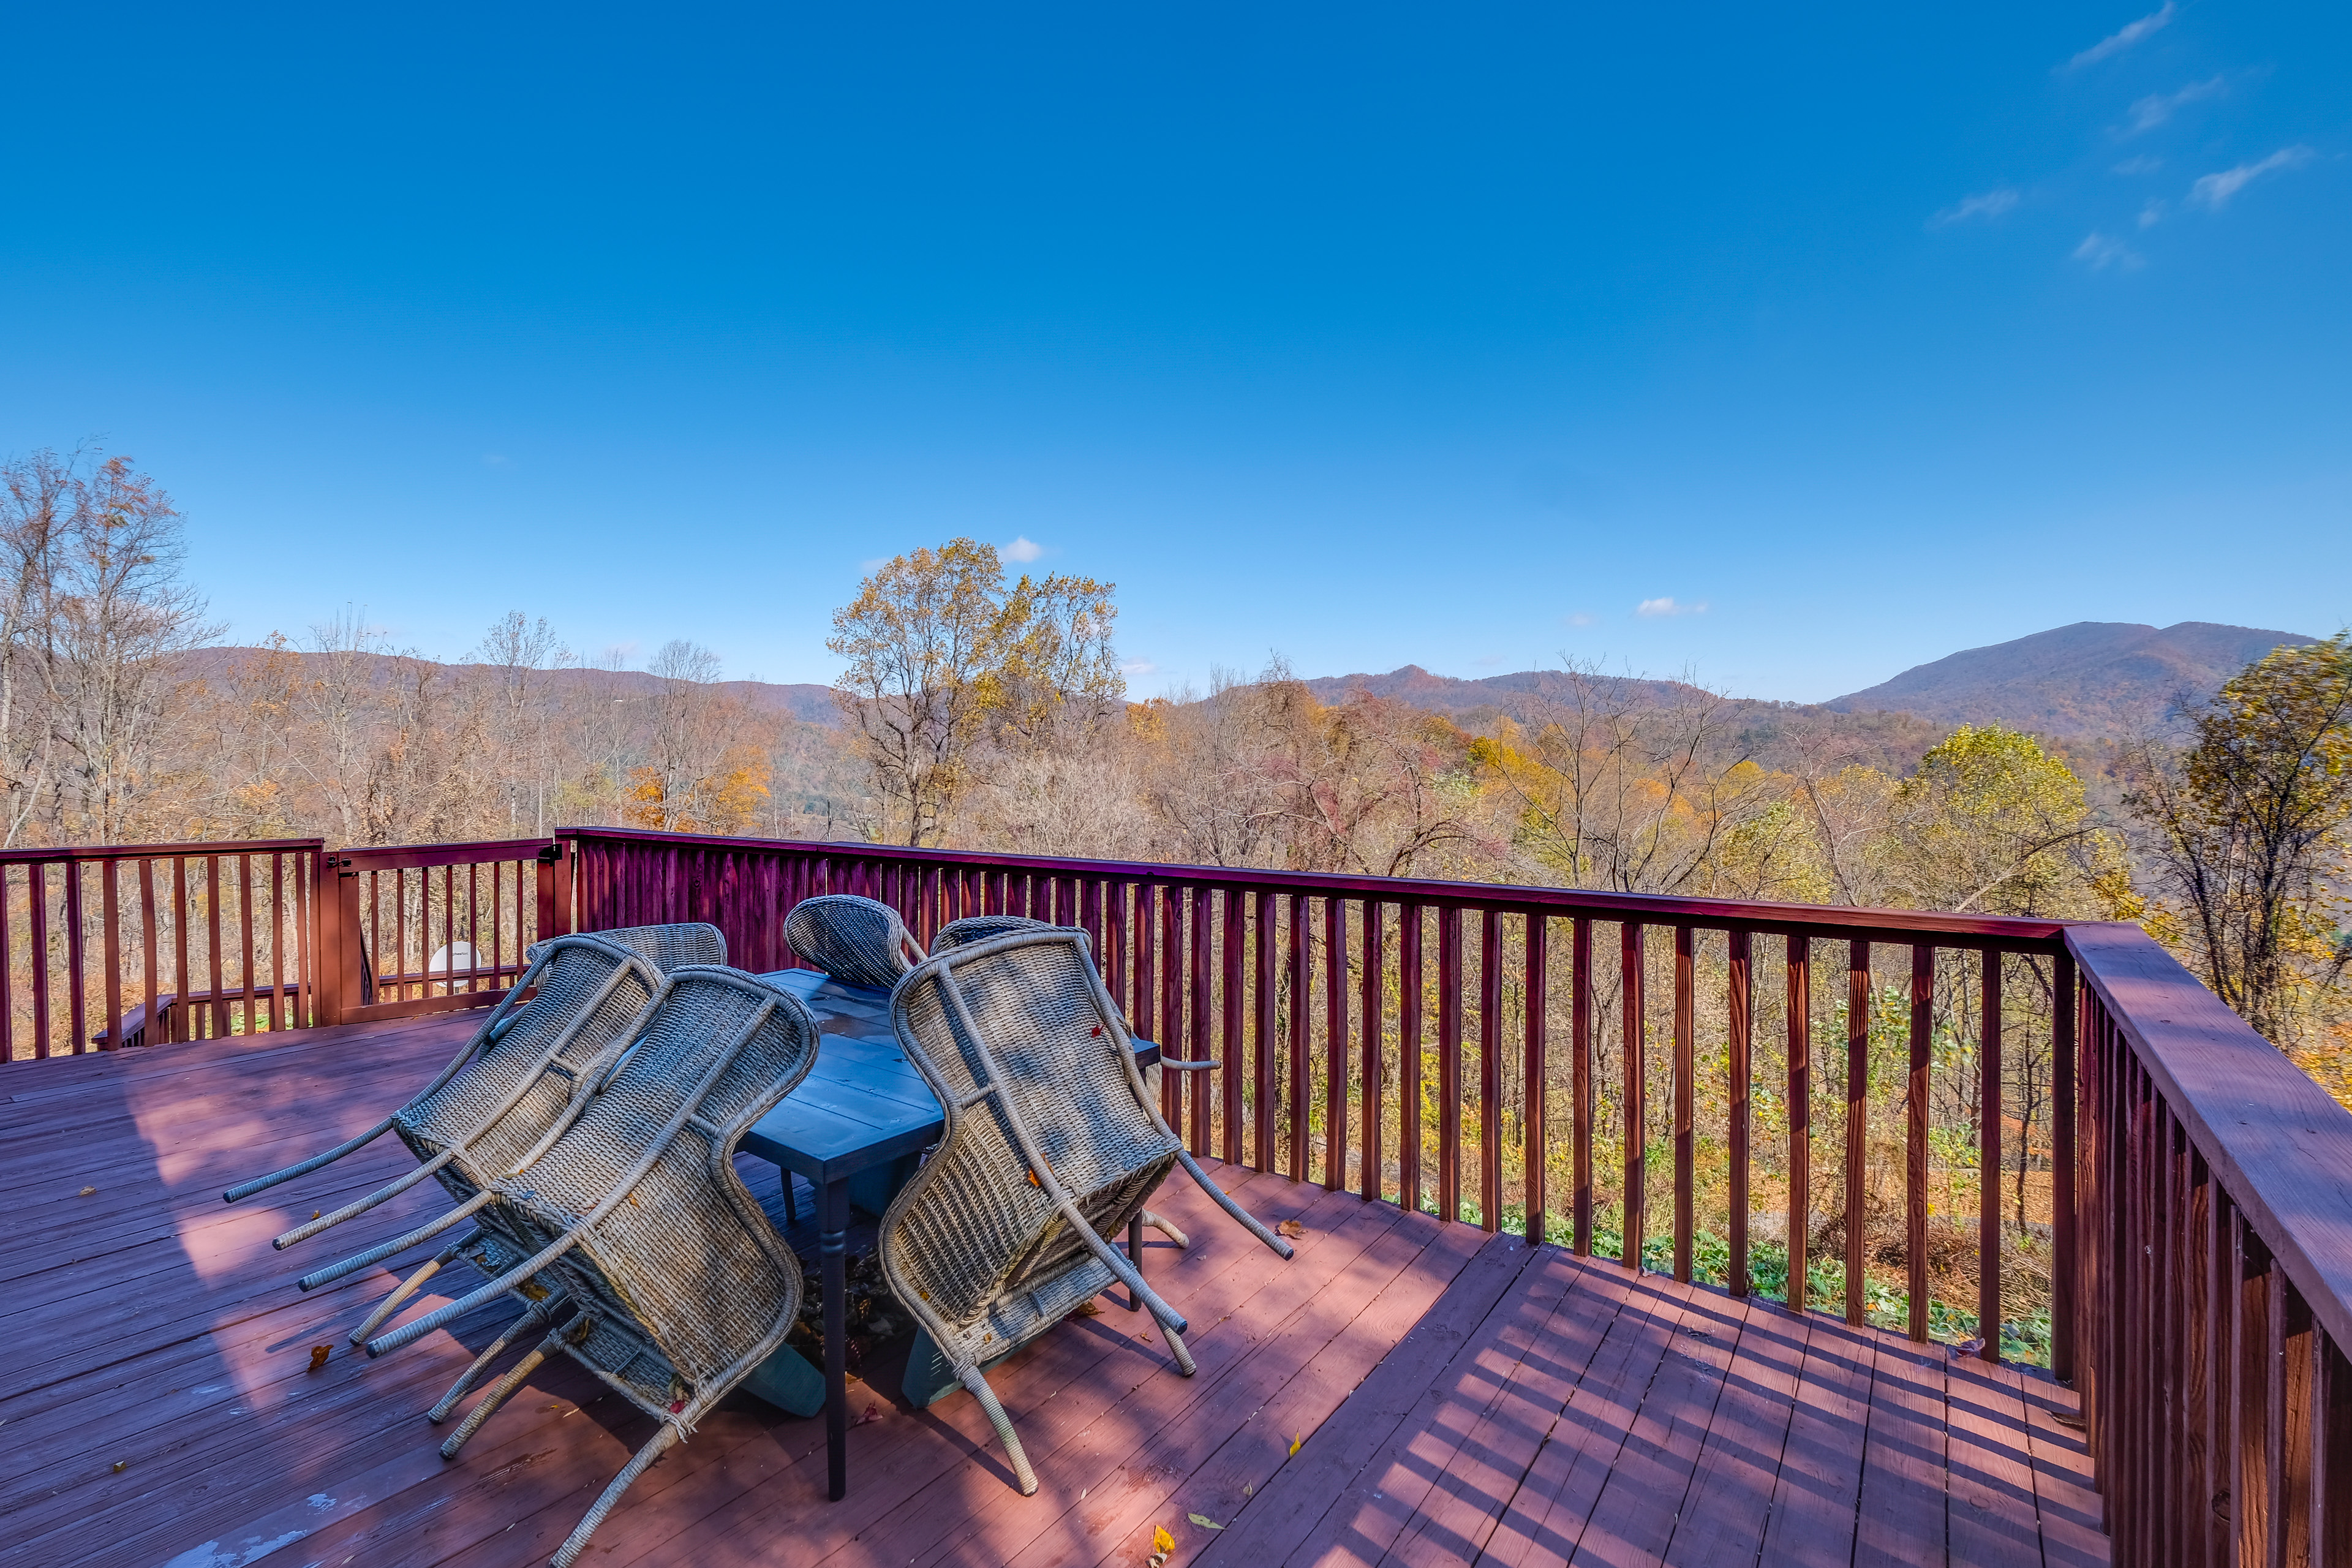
[1657,1291,1813,1566]
[1068,1207,1483,1568]
[1854,1332,1951,1568]
[0,1011,2105,1568]
[1754,1310,1879,1568]
[1189,1229,1539,1568]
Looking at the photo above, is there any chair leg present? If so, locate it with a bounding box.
[1139,1209,1190,1248]
[962,1366,1039,1496]
[440,1322,570,1458]
[1175,1150,1294,1258]
[428,1288,570,1422]
[350,1232,474,1345]
[550,1421,685,1568]
[302,1189,495,1294]
[1152,1317,1197,1378]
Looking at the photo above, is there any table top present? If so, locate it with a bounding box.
[739,967,1158,1185]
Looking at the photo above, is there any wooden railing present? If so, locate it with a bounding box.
[560,826,2081,1359]
[312,838,569,1025]
[0,837,323,1061]
[2070,923,2352,1564]
[15,824,2351,1560]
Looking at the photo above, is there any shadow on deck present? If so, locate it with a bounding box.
[0,1016,2106,1567]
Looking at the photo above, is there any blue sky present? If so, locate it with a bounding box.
[2,3,2344,702]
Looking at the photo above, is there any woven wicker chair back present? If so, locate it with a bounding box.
[530,920,728,973]
[930,913,1059,954]
[783,894,921,990]
[391,933,663,1196]
[883,929,1180,1328]
[490,966,820,1401]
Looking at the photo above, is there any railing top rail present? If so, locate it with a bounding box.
[558,826,2070,951]
[0,836,325,865]
[334,837,557,871]
[2070,919,2352,1355]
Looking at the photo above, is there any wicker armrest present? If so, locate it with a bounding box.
[1158,1057,1220,1071]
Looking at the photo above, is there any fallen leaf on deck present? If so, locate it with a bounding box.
[311,1209,321,1219]
[307,1345,331,1373]
[1188,1513,1224,1529]
[1277,1219,1305,1239]
[112,1461,127,1473]
[78,1186,96,1197]
[853,1402,883,1427]
[1152,1525,1175,1556]
[1071,1300,1102,1317]
[1242,1482,1253,1498]
[1289,1433,1302,1457]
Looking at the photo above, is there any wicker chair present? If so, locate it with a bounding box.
[929,913,1056,952]
[222,924,726,1346]
[878,927,1293,1493]
[782,893,925,989]
[363,966,821,1568]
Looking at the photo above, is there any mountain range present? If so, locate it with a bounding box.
[184,619,2320,753]
[1303,621,2318,743]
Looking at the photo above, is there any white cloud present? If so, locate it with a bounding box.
[2111,155,2164,176]
[1002,535,1044,563]
[1564,612,1596,628]
[1928,187,2021,228]
[2073,232,2144,271]
[2138,199,2166,228]
[1120,658,1157,677]
[2188,146,2315,210]
[1635,597,1707,618]
[2124,77,2225,135]
[2067,2,2176,70]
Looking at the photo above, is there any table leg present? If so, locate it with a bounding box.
[1128,1215,1143,1310]
[822,1176,850,1501]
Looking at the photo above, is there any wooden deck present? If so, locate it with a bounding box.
[0,1015,2108,1568]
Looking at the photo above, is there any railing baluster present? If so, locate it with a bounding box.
[1623,921,1645,1272]
[1727,927,1751,1298]
[1289,892,1310,1182]
[1164,885,1186,1131]
[1787,933,1810,1312]
[1523,913,1547,1246]
[139,858,159,1046]
[1479,907,1502,1234]
[1907,943,1932,1341]
[171,858,189,1041]
[102,861,123,1052]
[0,867,14,1062]
[1218,888,1242,1167]
[1400,900,1423,1216]
[1325,894,1348,1194]
[2054,949,2079,1384]
[1254,890,1276,1174]
[1360,900,1384,1204]
[30,863,53,1057]
[66,861,87,1054]
[1572,916,1592,1256]
[1190,886,1213,1158]
[1980,951,2002,1359]
[1134,881,1158,1054]
[1673,923,1695,1282]
[1438,905,1462,1222]
[1845,939,1869,1325]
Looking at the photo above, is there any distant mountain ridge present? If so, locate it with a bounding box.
[1298,619,2319,752]
[1822,620,2316,738]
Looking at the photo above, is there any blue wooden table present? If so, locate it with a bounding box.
[738,968,1159,1500]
